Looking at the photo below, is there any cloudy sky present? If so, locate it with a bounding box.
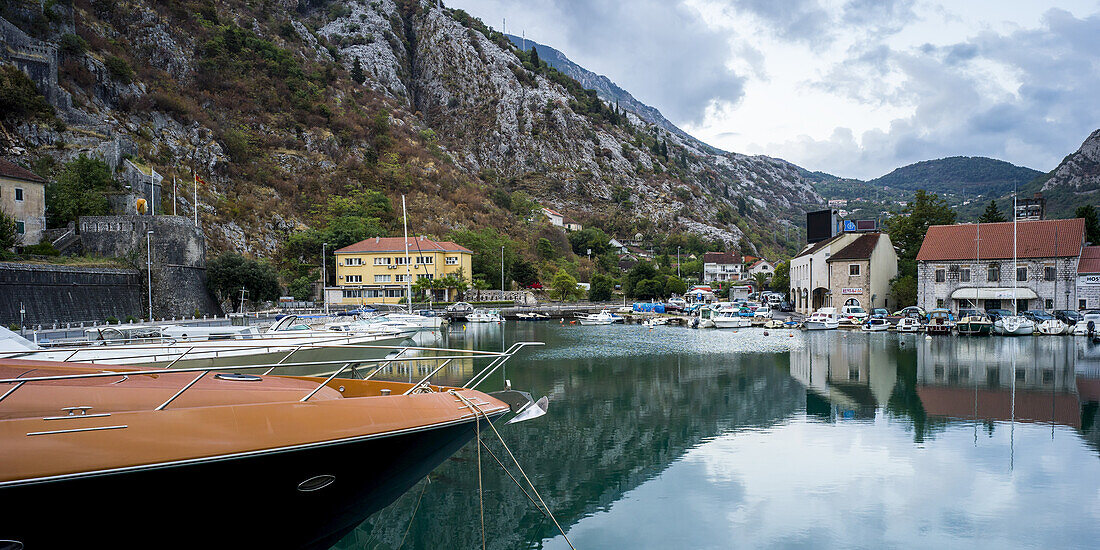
[455,0,1100,179]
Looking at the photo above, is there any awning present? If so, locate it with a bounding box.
[949,287,1039,300]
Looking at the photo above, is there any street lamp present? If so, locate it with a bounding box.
[146,230,154,321]
[322,242,329,315]
[501,246,505,292]
[677,246,681,279]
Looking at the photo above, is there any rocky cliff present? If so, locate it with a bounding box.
[0,0,822,260]
[1041,129,1100,193]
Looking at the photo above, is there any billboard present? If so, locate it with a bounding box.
[807,209,836,243]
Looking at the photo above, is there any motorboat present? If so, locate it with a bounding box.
[0,339,546,549]
[993,315,1035,336]
[1022,310,1067,335]
[713,308,751,329]
[578,310,618,326]
[861,318,890,332]
[339,317,421,339]
[516,312,550,321]
[955,311,993,336]
[694,305,717,328]
[643,317,669,327]
[926,309,954,335]
[1073,312,1100,336]
[803,308,840,330]
[466,309,504,323]
[895,317,923,333]
[375,310,446,329]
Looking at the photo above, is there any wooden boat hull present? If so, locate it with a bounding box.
[0,413,500,549]
[956,322,992,335]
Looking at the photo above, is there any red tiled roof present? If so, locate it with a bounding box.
[1079,246,1100,274]
[915,219,1084,262]
[0,159,46,183]
[703,251,741,265]
[827,233,881,262]
[335,237,472,254]
[749,259,771,269]
[793,233,845,259]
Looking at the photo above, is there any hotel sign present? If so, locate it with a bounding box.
[1081,275,1100,286]
[841,287,864,295]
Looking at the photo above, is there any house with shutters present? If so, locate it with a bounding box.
[915,219,1084,313]
[0,159,46,247]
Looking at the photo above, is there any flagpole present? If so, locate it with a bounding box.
[402,195,412,313]
[173,175,177,216]
[193,173,199,226]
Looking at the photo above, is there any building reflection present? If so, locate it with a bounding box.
[789,331,897,420]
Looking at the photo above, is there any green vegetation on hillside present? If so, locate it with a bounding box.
[869,156,1042,198]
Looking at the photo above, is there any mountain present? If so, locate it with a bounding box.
[0,0,824,264]
[503,34,723,155]
[1016,129,1100,217]
[866,156,1042,198]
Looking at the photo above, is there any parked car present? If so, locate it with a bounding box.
[525,282,544,290]
[779,301,794,312]
[840,305,869,323]
[446,302,474,314]
[754,305,772,318]
[892,306,926,319]
[1054,310,1083,325]
[1021,310,1056,323]
[870,308,889,318]
[666,298,687,311]
[985,308,1014,321]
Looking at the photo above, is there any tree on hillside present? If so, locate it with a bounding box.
[550,268,578,301]
[624,261,659,298]
[206,252,281,311]
[350,58,364,84]
[529,46,540,70]
[589,273,614,302]
[1075,205,1100,244]
[978,200,1006,223]
[45,155,119,228]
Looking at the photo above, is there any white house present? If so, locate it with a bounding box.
[790,232,861,314]
[747,259,775,279]
[703,251,742,283]
[542,207,564,227]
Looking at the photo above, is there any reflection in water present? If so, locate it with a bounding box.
[332,325,1100,550]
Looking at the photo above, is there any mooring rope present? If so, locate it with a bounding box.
[480,439,547,517]
[398,475,430,549]
[455,392,577,550]
[476,403,486,550]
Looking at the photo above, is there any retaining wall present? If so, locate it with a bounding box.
[0,262,143,326]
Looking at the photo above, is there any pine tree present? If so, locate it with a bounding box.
[529,46,540,72]
[1075,205,1100,244]
[351,58,364,84]
[978,200,1006,223]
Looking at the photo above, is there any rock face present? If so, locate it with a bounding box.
[1042,129,1100,192]
[1,0,822,258]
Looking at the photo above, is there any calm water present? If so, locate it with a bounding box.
[334,323,1100,549]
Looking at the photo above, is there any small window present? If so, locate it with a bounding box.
[1017,267,1027,282]
[849,264,860,276]
[960,268,970,282]
[936,298,945,307]
[345,275,362,283]
[14,187,24,201]
[1044,266,1056,281]
[1081,299,1087,310]
[1015,368,1026,382]
[417,273,434,280]
[988,264,1000,282]
[1045,298,1054,310]
[935,269,945,282]
[373,274,391,283]
[395,257,409,265]
[15,220,25,234]
[395,274,410,282]
[372,257,389,265]
[446,256,458,265]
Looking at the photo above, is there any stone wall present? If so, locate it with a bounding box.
[462,289,538,305]
[917,256,1080,312]
[79,214,220,317]
[0,262,143,326]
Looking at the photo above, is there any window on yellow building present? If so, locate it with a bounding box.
[374,275,391,283]
[346,275,362,283]
[446,256,458,265]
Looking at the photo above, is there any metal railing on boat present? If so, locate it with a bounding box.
[0,342,543,411]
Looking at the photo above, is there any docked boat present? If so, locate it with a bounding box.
[955,311,993,335]
[373,310,446,329]
[993,315,1035,336]
[861,318,890,332]
[643,317,669,327]
[1036,318,1069,335]
[578,310,619,326]
[803,307,840,330]
[926,309,954,335]
[895,317,923,333]
[0,338,546,549]
[516,312,550,321]
[713,308,751,329]
[466,309,504,323]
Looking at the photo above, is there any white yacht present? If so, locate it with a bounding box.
[713,308,751,329]
[466,309,504,323]
[992,316,1035,336]
[861,318,890,332]
[895,317,923,332]
[578,310,618,325]
[803,307,840,330]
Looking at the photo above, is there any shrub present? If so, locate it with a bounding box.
[104,55,134,84]
[0,65,54,120]
[21,242,60,256]
[59,33,88,57]
[45,155,119,228]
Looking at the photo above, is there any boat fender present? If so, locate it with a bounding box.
[763,331,768,336]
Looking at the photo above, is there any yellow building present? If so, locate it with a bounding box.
[0,159,46,247]
[332,236,473,305]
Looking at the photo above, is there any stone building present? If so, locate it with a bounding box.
[825,233,898,312]
[915,219,1084,313]
[790,232,860,314]
[0,158,46,247]
[1075,246,1100,311]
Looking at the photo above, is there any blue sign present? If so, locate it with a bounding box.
[843,220,856,232]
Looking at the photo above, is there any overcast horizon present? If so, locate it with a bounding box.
[456,0,1100,180]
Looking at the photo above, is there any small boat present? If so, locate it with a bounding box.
[643,317,669,327]
[926,309,954,335]
[578,310,618,325]
[803,307,840,330]
[516,312,550,321]
[861,318,890,332]
[956,311,993,336]
[466,309,504,323]
[992,315,1035,336]
[763,319,786,329]
[695,306,717,328]
[1036,318,1068,335]
[713,308,751,329]
[0,335,546,548]
[895,317,923,333]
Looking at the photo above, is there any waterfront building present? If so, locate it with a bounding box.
[1075,246,1100,310]
[702,251,742,283]
[825,232,898,311]
[789,232,861,314]
[915,218,1084,313]
[330,236,473,305]
[747,258,775,279]
[0,158,46,247]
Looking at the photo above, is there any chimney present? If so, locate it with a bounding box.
[375,236,380,243]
